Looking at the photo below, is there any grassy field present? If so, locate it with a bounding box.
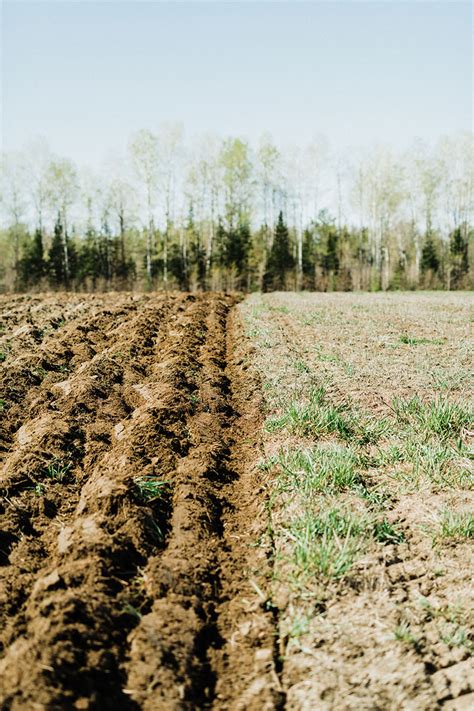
[239,291,473,709]
[0,291,472,709]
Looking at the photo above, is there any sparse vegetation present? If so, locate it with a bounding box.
[241,291,474,708]
[134,475,169,503]
[44,459,72,482]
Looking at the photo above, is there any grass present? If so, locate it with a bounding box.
[243,294,472,618]
[45,459,72,482]
[440,625,474,654]
[134,475,169,503]
[393,621,419,648]
[399,334,445,346]
[436,510,474,541]
[393,396,472,440]
[372,519,405,544]
[266,387,388,445]
[285,509,369,580]
[274,444,363,496]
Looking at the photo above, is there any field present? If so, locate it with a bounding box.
[1,291,473,710]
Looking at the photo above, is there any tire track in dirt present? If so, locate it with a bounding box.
[0,294,282,710]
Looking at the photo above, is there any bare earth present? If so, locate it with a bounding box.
[0,291,473,710]
[239,291,473,711]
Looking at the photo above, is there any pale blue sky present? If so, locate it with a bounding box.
[1,1,472,165]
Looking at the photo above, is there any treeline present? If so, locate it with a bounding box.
[1,128,472,292]
[6,210,472,293]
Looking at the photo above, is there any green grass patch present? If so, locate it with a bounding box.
[436,510,474,541]
[285,509,369,580]
[134,475,169,503]
[274,444,363,496]
[45,459,72,482]
[399,334,445,346]
[393,396,472,440]
[266,387,388,445]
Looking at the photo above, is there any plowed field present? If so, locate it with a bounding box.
[2,291,473,711]
[0,293,282,710]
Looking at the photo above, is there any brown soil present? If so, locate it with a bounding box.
[239,292,474,711]
[0,293,282,710]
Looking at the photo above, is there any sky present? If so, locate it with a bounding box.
[1,1,472,167]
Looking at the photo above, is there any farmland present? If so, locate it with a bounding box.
[1,291,473,710]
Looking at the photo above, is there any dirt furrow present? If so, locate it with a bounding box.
[1,293,281,710]
[124,298,282,710]
[0,297,186,709]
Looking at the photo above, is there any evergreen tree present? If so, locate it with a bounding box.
[77,227,101,288]
[421,233,440,273]
[48,214,67,287]
[18,228,46,288]
[169,242,189,290]
[450,225,469,288]
[263,211,295,291]
[320,226,339,275]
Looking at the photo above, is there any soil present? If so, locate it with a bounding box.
[2,291,472,711]
[239,292,474,711]
[0,293,282,710]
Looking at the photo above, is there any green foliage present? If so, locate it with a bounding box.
[18,229,46,288]
[421,232,440,273]
[436,510,474,541]
[288,509,366,579]
[45,459,72,482]
[263,211,295,291]
[450,226,470,288]
[134,475,169,503]
[274,445,363,496]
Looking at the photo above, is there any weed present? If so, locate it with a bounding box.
[436,510,474,541]
[372,519,405,544]
[135,475,169,503]
[355,484,391,509]
[393,396,472,440]
[122,603,142,621]
[399,335,444,346]
[394,621,419,647]
[45,459,72,482]
[440,625,474,654]
[189,392,200,405]
[294,360,310,374]
[31,366,47,381]
[275,445,362,495]
[287,509,366,579]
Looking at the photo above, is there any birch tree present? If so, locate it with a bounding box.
[129,129,159,284]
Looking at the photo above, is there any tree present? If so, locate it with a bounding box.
[158,122,184,288]
[1,151,28,271]
[263,211,295,291]
[18,228,46,288]
[220,138,252,230]
[421,233,440,274]
[129,129,159,285]
[46,158,78,286]
[450,225,470,288]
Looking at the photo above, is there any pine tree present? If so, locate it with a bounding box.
[263,211,295,291]
[450,226,469,288]
[18,228,46,288]
[421,233,440,273]
[48,214,67,287]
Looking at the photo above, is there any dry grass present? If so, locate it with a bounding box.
[239,291,474,710]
